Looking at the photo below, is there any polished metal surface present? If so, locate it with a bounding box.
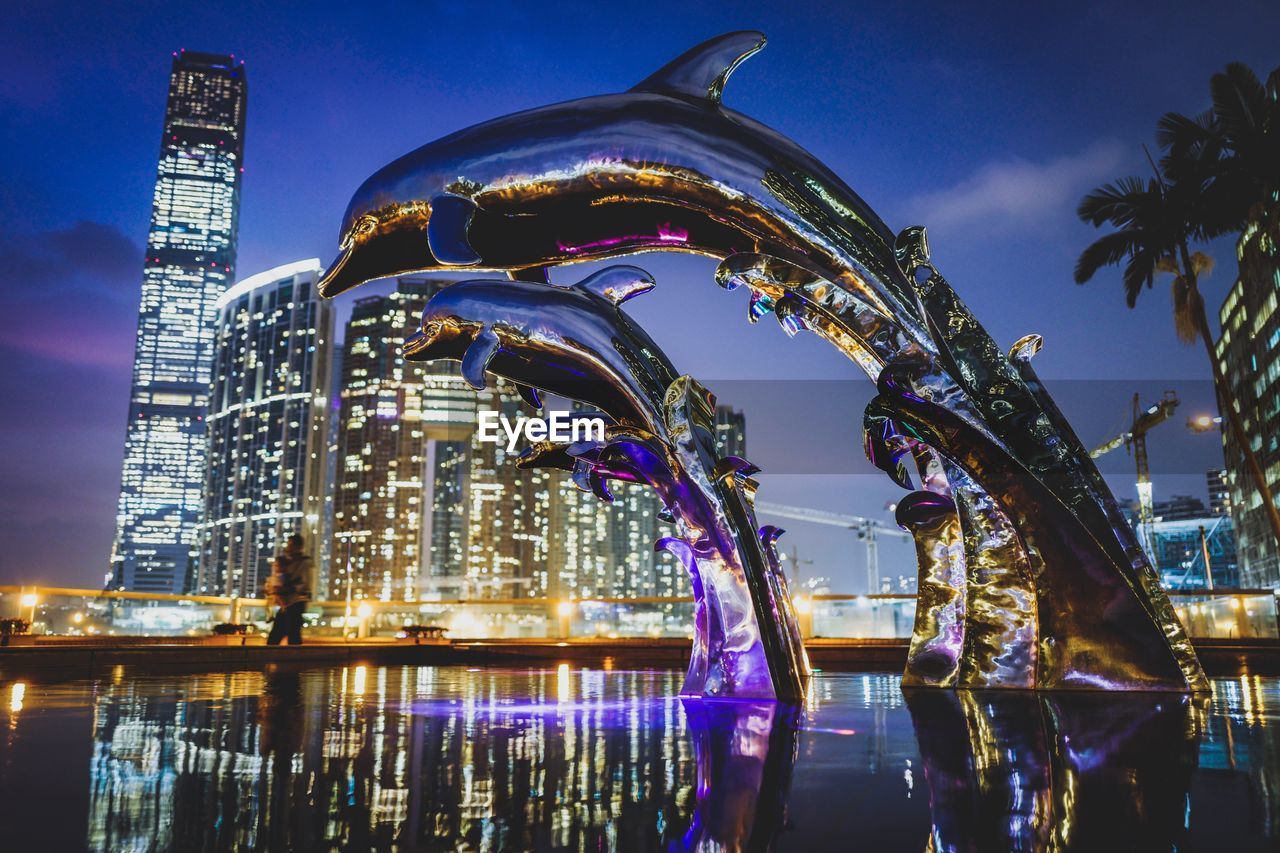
[406,267,810,700]
[319,31,1207,693]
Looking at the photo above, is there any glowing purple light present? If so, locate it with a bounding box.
[557,223,689,255]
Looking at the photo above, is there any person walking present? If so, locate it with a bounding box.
[266,533,312,645]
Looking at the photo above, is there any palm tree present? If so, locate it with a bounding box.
[1075,152,1280,558]
[1151,63,1280,562]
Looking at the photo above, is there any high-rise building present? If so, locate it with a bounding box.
[426,439,470,598]
[1215,222,1280,586]
[195,260,332,598]
[331,278,474,602]
[539,402,669,602]
[110,51,247,593]
[1207,468,1232,517]
[1152,495,1209,522]
[464,384,554,599]
[714,405,748,459]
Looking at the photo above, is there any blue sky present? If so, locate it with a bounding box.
[1,0,1277,588]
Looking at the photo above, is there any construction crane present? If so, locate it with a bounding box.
[1089,391,1179,559]
[755,502,911,594]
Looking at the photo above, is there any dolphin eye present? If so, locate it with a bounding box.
[340,216,379,251]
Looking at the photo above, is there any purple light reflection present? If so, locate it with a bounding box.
[557,223,689,255]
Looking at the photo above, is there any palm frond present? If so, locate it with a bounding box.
[1076,177,1155,226]
[1156,110,1215,154]
[1189,251,1215,278]
[1212,63,1267,147]
[1122,248,1158,308]
[1075,230,1140,284]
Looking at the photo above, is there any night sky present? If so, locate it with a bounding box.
[2,0,1277,589]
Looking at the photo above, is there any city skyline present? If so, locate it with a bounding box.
[2,2,1277,588]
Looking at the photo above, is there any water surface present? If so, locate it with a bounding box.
[0,666,1276,850]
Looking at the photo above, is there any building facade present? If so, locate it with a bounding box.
[1152,515,1238,589]
[714,405,748,460]
[1215,221,1280,586]
[195,261,332,598]
[1207,468,1232,517]
[463,385,554,599]
[111,51,247,593]
[331,279,474,602]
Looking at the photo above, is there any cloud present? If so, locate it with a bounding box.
[907,142,1124,232]
[0,221,141,368]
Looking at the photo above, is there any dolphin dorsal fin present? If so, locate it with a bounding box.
[630,31,765,104]
[577,265,655,305]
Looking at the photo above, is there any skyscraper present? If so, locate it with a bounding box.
[110,51,247,593]
[464,384,554,599]
[1215,221,1280,587]
[331,278,474,602]
[1207,468,1232,517]
[715,405,748,459]
[195,260,332,598]
[540,402,668,602]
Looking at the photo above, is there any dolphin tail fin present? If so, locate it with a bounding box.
[630,30,765,104]
[577,266,655,305]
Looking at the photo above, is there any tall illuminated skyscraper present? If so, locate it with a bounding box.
[331,278,474,602]
[111,51,247,593]
[195,261,332,598]
[1215,222,1280,586]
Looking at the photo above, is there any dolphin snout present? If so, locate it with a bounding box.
[319,221,439,298]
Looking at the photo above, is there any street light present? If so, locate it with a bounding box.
[1187,414,1223,433]
[19,592,37,625]
[356,601,373,639]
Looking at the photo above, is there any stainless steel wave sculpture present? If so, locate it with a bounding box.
[318,31,1207,693]
[404,266,810,700]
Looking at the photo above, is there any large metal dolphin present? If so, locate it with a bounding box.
[318,31,928,360]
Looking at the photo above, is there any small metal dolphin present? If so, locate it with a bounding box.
[405,265,675,429]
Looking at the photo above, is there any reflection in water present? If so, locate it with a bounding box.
[906,690,1201,850]
[89,667,695,850]
[0,669,1277,850]
[677,699,799,851]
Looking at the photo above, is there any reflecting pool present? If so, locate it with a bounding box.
[0,666,1276,850]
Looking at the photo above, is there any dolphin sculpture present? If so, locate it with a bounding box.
[408,265,810,701]
[319,32,1207,693]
